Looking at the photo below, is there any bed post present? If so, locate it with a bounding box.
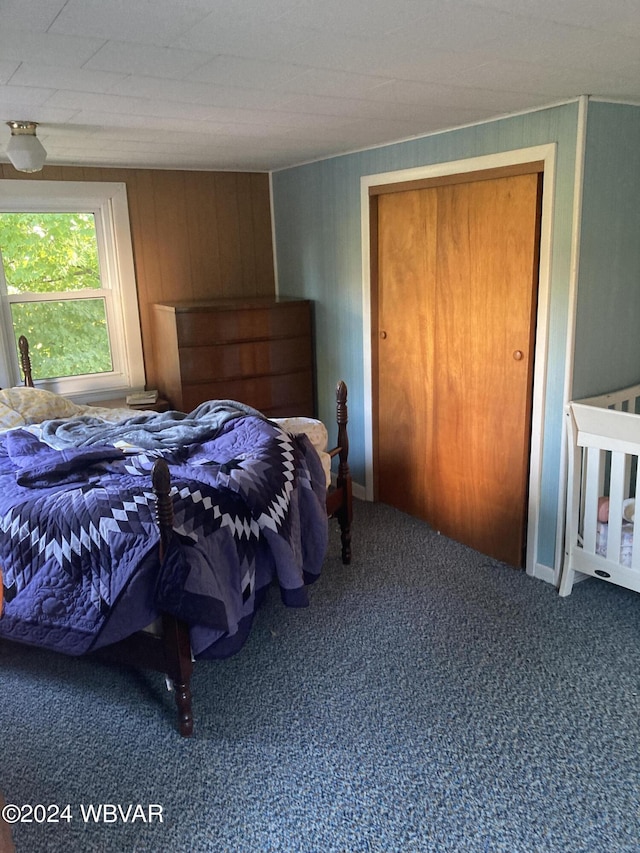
[17,336,34,388]
[334,381,352,564]
[152,459,194,737]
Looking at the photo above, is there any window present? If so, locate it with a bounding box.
[0,181,144,400]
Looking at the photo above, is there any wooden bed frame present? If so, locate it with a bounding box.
[11,335,352,736]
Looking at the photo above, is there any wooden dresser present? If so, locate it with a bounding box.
[152,297,315,417]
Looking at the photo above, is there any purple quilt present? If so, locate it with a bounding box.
[0,413,328,660]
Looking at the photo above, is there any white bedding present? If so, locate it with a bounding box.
[596,522,634,568]
[0,386,134,429]
[271,416,331,487]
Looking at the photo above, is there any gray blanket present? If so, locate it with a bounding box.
[40,399,266,450]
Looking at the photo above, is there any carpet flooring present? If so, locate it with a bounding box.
[1,499,639,852]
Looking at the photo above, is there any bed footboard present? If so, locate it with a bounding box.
[18,336,34,388]
[93,382,353,738]
[325,381,353,564]
[91,459,194,737]
[152,458,194,736]
[146,378,353,735]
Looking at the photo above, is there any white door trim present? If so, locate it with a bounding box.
[360,143,557,577]
[553,95,589,585]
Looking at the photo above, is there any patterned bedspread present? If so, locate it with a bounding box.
[0,411,328,660]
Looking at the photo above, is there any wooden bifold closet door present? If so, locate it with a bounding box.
[375,171,542,567]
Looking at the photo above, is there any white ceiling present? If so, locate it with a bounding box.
[0,0,638,173]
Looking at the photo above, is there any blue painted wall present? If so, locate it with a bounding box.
[272,102,582,570]
[572,101,640,399]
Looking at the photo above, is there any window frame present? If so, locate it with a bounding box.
[0,180,145,400]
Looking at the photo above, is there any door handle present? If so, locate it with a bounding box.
[513,350,524,361]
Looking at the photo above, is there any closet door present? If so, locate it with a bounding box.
[375,172,542,567]
[376,187,437,520]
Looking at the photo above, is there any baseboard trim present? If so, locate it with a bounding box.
[330,476,366,502]
[352,482,366,501]
[531,562,557,586]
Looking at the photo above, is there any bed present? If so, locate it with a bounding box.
[0,336,352,735]
[559,382,640,597]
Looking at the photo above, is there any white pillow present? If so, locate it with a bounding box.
[271,417,331,488]
[0,387,83,428]
[271,417,328,453]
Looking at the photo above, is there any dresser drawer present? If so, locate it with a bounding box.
[181,371,314,417]
[178,336,312,383]
[174,302,311,347]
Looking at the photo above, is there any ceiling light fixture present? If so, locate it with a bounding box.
[6,121,47,173]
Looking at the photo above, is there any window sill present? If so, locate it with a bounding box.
[93,396,171,413]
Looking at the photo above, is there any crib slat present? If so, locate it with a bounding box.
[606,451,625,562]
[582,447,602,554]
[631,519,640,572]
[630,473,640,571]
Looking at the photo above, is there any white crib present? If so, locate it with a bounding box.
[560,382,640,596]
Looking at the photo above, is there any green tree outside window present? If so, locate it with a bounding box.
[0,212,113,380]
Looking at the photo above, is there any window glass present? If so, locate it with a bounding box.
[0,212,113,380]
[0,181,145,398]
[10,299,112,379]
[0,212,101,293]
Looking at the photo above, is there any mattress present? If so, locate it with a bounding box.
[596,522,634,568]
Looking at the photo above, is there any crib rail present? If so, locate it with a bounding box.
[560,385,640,596]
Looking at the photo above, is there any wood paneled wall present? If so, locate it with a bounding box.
[0,164,275,387]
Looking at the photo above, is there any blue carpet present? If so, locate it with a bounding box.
[1,499,639,852]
